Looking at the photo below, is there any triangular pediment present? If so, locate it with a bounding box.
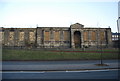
[70,23,84,29]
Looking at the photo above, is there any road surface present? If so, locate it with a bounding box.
[2,60,119,71]
[2,69,119,79]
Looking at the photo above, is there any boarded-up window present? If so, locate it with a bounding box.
[19,32,24,41]
[44,31,50,41]
[100,32,105,41]
[91,31,96,41]
[64,31,70,41]
[55,31,60,41]
[9,32,14,40]
[83,31,88,41]
[29,32,35,41]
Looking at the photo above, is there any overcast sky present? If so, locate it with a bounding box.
[0,0,119,32]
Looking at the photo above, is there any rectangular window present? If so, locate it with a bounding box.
[100,32,105,41]
[19,32,24,41]
[55,31,60,41]
[64,31,70,41]
[91,31,96,41]
[44,31,50,41]
[9,32,14,40]
[83,31,88,41]
[29,32,35,41]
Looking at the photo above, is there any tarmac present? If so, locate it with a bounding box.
[2,60,119,71]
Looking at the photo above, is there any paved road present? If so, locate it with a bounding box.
[2,60,119,71]
[2,69,119,79]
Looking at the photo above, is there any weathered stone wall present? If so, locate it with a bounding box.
[2,28,36,48]
[70,23,112,48]
[37,27,70,48]
[70,23,84,48]
[82,28,111,48]
[1,23,112,49]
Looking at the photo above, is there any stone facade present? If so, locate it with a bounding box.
[0,23,112,49]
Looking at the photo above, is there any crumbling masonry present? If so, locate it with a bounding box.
[0,23,112,49]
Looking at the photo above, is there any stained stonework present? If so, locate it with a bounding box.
[9,32,14,41]
[29,32,35,42]
[19,32,24,41]
[1,23,112,49]
[0,32,4,44]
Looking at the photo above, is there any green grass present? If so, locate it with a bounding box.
[2,49,119,61]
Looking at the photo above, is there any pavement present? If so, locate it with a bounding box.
[2,60,119,71]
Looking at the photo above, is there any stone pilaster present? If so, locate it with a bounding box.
[80,30,84,48]
[50,30,54,48]
[70,30,75,48]
[60,30,64,48]
[107,29,112,47]
[14,29,19,46]
[37,28,44,48]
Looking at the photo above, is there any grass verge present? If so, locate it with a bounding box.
[2,49,119,61]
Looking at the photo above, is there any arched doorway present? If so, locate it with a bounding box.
[74,31,81,48]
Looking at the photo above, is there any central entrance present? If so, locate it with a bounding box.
[74,31,81,48]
